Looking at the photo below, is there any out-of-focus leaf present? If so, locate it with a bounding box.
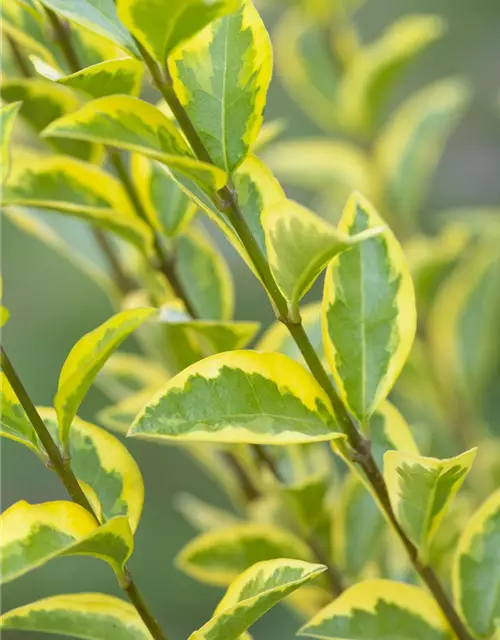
[1,78,98,161]
[253,119,286,151]
[274,9,340,132]
[129,350,344,444]
[429,246,500,407]
[339,15,445,134]
[376,79,470,230]
[169,0,272,173]
[384,448,476,559]
[175,227,234,320]
[0,501,133,584]
[57,58,144,99]
[2,207,120,305]
[39,0,138,55]
[264,138,371,196]
[117,0,238,62]
[178,522,313,585]
[191,559,326,640]
[42,95,226,192]
[335,475,384,577]
[0,593,151,639]
[264,198,381,306]
[131,154,197,238]
[40,409,144,532]
[2,156,154,255]
[175,493,240,532]
[55,307,157,449]
[453,489,500,639]
[323,192,416,423]
[0,102,22,184]
[300,579,452,639]
[96,351,168,401]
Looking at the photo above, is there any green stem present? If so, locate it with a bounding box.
[0,347,169,640]
[145,55,473,640]
[6,35,33,77]
[44,8,80,74]
[91,227,135,295]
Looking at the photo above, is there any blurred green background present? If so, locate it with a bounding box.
[2,0,500,637]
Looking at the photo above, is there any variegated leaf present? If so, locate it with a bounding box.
[57,58,144,99]
[323,192,416,423]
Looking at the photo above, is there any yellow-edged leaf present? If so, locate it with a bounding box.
[39,0,138,55]
[453,489,500,638]
[274,9,340,132]
[0,102,22,185]
[169,0,272,173]
[264,198,382,305]
[57,58,144,99]
[0,372,44,460]
[55,308,157,449]
[96,351,168,401]
[175,493,240,532]
[117,0,239,62]
[177,522,313,585]
[39,409,144,532]
[190,559,327,640]
[0,593,151,639]
[299,579,452,639]
[129,350,343,444]
[42,95,227,192]
[339,14,445,134]
[323,192,416,423]
[0,501,133,584]
[0,78,99,161]
[384,448,476,559]
[2,156,154,256]
[376,79,470,229]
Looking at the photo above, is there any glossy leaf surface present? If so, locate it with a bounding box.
[384,448,476,557]
[129,351,342,444]
[170,0,272,173]
[0,593,151,639]
[55,308,156,448]
[323,192,416,423]
[57,58,144,99]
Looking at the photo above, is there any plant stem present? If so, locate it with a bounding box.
[91,227,135,295]
[44,8,80,74]
[145,56,473,640]
[0,347,169,640]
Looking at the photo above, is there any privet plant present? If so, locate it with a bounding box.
[0,0,499,639]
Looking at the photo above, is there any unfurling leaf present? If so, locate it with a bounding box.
[0,501,133,584]
[169,0,272,173]
[2,156,154,255]
[39,0,138,55]
[376,79,470,230]
[264,199,382,306]
[131,154,197,238]
[300,579,452,639]
[338,14,445,134]
[55,307,157,449]
[57,58,145,99]
[177,522,312,585]
[453,489,500,638]
[0,593,151,639]
[384,448,476,558]
[117,0,239,62]
[175,227,234,320]
[129,350,343,444]
[0,372,44,460]
[323,192,416,423]
[39,409,144,532]
[0,102,21,184]
[42,95,226,192]
[190,559,326,640]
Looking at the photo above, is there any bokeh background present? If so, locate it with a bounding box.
[2,0,500,637]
